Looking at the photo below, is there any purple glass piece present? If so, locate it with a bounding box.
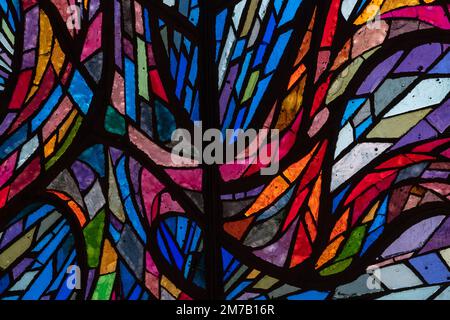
[253,217,298,267]
[109,213,123,232]
[109,147,123,164]
[357,51,403,95]
[114,0,123,70]
[220,64,239,123]
[0,220,23,250]
[21,50,36,69]
[382,216,445,258]
[0,113,16,135]
[0,52,11,66]
[235,192,245,200]
[427,98,450,133]
[84,269,97,300]
[0,69,7,79]
[420,218,450,254]
[128,157,142,192]
[71,160,95,191]
[246,185,264,197]
[394,43,442,73]
[392,120,438,150]
[12,258,34,280]
[23,7,39,51]
[422,170,450,179]
[89,0,100,20]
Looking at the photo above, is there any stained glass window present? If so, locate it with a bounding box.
[0,0,449,301]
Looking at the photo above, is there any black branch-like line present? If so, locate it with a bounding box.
[1,0,450,300]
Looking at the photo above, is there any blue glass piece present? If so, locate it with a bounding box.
[287,290,330,300]
[68,71,93,114]
[264,30,293,74]
[157,229,172,265]
[232,39,246,60]
[119,262,135,297]
[32,86,62,131]
[78,144,105,177]
[155,101,176,142]
[124,58,136,120]
[410,253,450,284]
[332,185,351,213]
[341,98,367,126]
[124,196,147,242]
[26,204,54,228]
[360,227,384,255]
[279,0,303,26]
[22,262,53,300]
[355,117,372,138]
[216,9,227,40]
[0,124,28,160]
[243,74,273,129]
[226,280,251,300]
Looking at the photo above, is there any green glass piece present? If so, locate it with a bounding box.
[83,209,106,268]
[319,258,353,276]
[336,225,367,261]
[242,71,260,103]
[253,275,279,290]
[92,272,116,300]
[137,37,149,100]
[105,105,126,136]
[45,116,83,170]
[0,228,35,270]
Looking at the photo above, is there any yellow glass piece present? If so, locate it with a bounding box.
[100,239,118,275]
[245,176,290,217]
[51,39,65,75]
[241,0,259,37]
[316,235,345,269]
[247,269,260,279]
[32,11,53,87]
[362,201,380,223]
[44,135,57,158]
[58,109,78,142]
[161,276,181,298]
[380,0,426,14]
[308,174,322,222]
[26,85,38,102]
[354,0,384,25]
[283,143,319,182]
[276,75,306,130]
